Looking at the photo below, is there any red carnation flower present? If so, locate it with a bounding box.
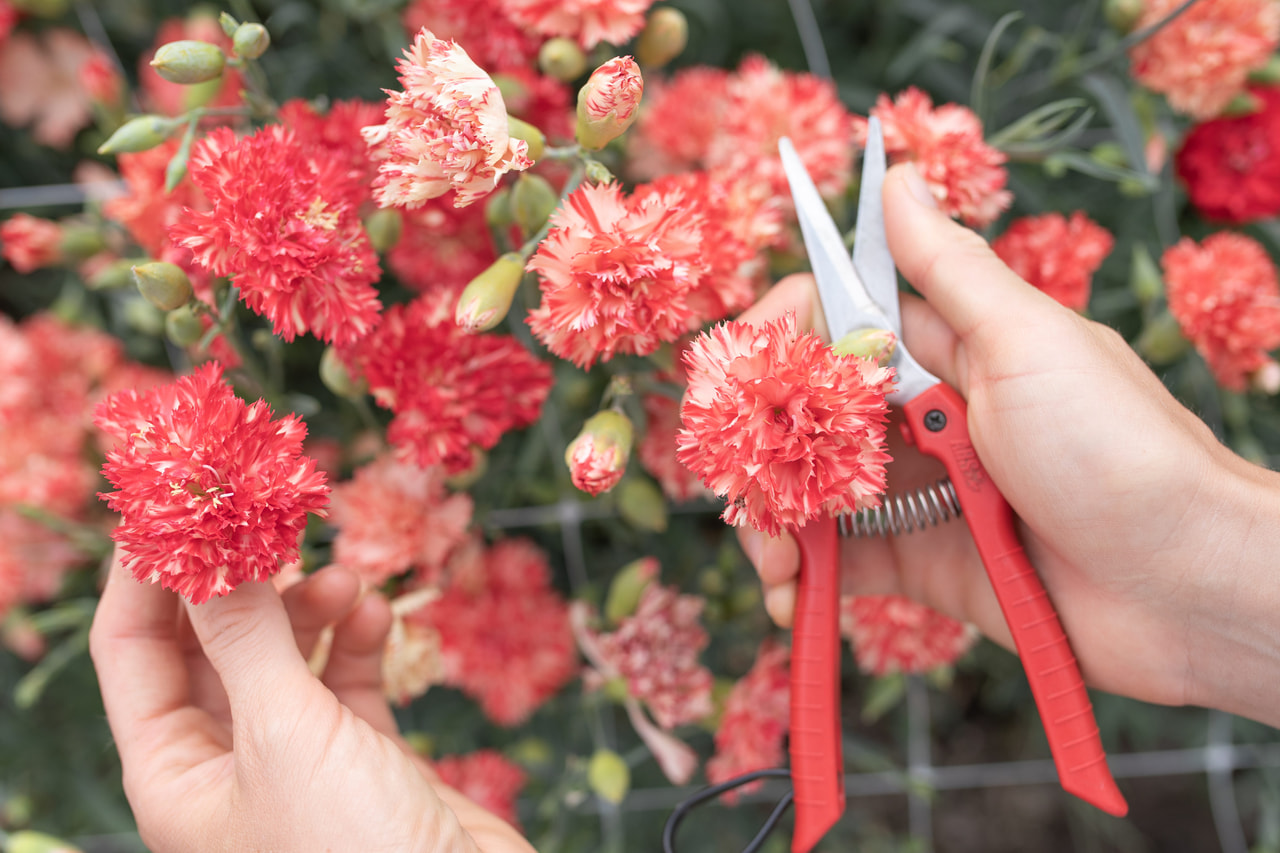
[388,198,497,295]
[992,211,1114,311]
[434,751,527,828]
[1176,86,1280,223]
[96,363,330,604]
[343,290,551,474]
[706,640,790,801]
[403,0,540,73]
[173,125,382,346]
[840,595,976,676]
[0,213,62,273]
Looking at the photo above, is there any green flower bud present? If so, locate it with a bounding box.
[6,830,83,853]
[565,409,634,496]
[182,76,225,111]
[510,173,558,234]
[320,346,367,399]
[1129,244,1163,307]
[403,731,433,756]
[1221,91,1262,117]
[150,40,226,85]
[364,208,403,253]
[455,253,526,333]
[485,186,514,229]
[165,303,204,347]
[132,261,193,311]
[57,224,105,260]
[219,12,241,38]
[1103,0,1143,33]
[538,37,587,82]
[1248,56,1280,85]
[97,115,183,155]
[1134,311,1190,364]
[507,115,545,161]
[575,57,644,151]
[123,297,165,336]
[605,556,658,624]
[616,477,668,533]
[636,8,689,69]
[587,749,631,805]
[232,22,270,60]
[832,327,897,366]
[87,258,139,291]
[584,160,615,184]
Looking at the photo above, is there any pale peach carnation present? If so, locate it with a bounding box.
[1,213,62,273]
[706,640,790,802]
[499,0,653,49]
[854,87,1011,227]
[364,27,531,209]
[328,452,473,585]
[676,314,894,536]
[1162,232,1280,391]
[840,595,977,676]
[1129,0,1280,119]
[0,29,96,148]
[992,212,1115,311]
[383,592,445,705]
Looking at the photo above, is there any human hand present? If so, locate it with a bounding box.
[90,552,535,853]
[738,163,1280,722]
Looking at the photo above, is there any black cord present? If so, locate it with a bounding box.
[661,768,795,853]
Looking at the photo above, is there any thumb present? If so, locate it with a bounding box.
[184,579,314,716]
[883,163,1065,368]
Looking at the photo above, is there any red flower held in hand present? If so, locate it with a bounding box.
[677,314,894,536]
[992,211,1114,311]
[1162,232,1280,392]
[96,363,330,605]
[173,125,382,346]
[1176,86,1280,224]
[840,595,976,676]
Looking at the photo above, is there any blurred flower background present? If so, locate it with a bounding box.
[2,0,1280,852]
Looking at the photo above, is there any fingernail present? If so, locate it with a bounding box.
[902,162,939,209]
[740,528,763,566]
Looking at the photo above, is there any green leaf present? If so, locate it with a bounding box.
[1081,73,1150,182]
[861,673,906,723]
[988,98,1093,152]
[970,11,1023,123]
[1041,149,1158,191]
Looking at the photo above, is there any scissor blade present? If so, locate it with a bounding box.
[851,117,901,337]
[778,137,888,343]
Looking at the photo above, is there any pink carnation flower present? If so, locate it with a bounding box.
[95,363,330,604]
[706,640,790,801]
[1,213,62,273]
[840,595,977,676]
[329,452,473,585]
[105,138,209,257]
[364,27,531,209]
[173,125,382,346]
[629,68,732,179]
[499,0,653,49]
[0,509,86,620]
[403,0,540,73]
[639,392,709,503]
[279,98,386,208]
[418,538,577,725]
[992,211,1115,311]
[1162,232,1280,391]
[676,314,894,536]
[855,87,1012,228]
[585,581,714,729]
[1129,0,1280,119]
[342,290,552,474]
[434,750,527,828]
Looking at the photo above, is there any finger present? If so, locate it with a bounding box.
[281,565,362,659]
[737,273,830,341]
[183,579,313,717]
[899,294,964,394]
[883,163,1066,389]
[738,528,800,588]
[321,591,400,738]
[89,548,190,751]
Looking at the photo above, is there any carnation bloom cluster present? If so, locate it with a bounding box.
[840,595,978,676]
[1176,85,1280,223]
[992,211,1115,311]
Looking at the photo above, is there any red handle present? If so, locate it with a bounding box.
[901,383,1127,818]
[789,517,846,852]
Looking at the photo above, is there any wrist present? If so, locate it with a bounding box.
[1180,447,1280,724]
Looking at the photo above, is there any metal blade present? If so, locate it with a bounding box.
[778,137,889,343]
[851,117,900,337]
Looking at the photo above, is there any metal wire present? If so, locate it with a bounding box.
[840,478,962,537]
[662,768,795,853]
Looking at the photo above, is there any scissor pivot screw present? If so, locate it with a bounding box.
[923,410,947,432]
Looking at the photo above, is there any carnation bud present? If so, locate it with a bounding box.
[1129,243,1163,307]
[132,261,193,311]
[320,346,367,399]
[232,22,270,60]
[87,258,138,291]
[364,208,403,253]
[538,37,587,82]
[510,174,558,234]
[1103,0,1143,32]
[5,830,83,853]
[123,296,165,336]
[165,303,205,346]
[565,409,634,496]
[605,556,659,624]
[832,327,897,366]
[1251,361,1280,395]
[97,114,182,155]
[636,8,689,68]
[616,478,668,533]
[575,57,644,151]
[1221,92,1262,117]
[1134,312,1190,364]
[506,116,546,161]
[151,40,227,85]
[1249,56,1280,85]
[219,12,240,37]
[57,224,105,260]
[584,160,615,184]
[587,748,631,805]
[455,252,526,333]
[485,186,514,229]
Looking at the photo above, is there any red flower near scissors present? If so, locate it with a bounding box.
[676,313,894,537]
